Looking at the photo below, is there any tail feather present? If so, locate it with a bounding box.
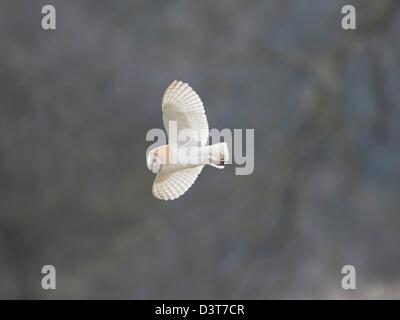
[209,142,229,169]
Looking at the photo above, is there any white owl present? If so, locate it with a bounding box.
[147,80,229,200]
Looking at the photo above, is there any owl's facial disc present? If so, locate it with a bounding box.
[151,157,161,173]
[147,154,161,174]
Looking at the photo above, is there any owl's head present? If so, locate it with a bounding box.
[146,150,162,174]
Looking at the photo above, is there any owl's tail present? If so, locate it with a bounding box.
[208,142,229,169]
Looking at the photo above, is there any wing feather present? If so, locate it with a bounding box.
[162,80,209,146]
[152,166,204,200]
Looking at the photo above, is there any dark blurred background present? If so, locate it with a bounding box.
[0,0,399,299]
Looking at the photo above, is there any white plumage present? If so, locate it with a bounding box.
[162,80,209,146]
[147,80,229,200]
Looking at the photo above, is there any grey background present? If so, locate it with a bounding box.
[0,0,399,299]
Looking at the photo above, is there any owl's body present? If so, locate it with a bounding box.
[148,143,227,171]
[147,80,229,200]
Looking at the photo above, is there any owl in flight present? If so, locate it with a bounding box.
[147,80,229,200]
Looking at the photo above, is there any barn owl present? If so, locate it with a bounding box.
[147,80,229,200]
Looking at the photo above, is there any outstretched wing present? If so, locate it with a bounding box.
[152,166,204,200]
[162,80,209,146]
